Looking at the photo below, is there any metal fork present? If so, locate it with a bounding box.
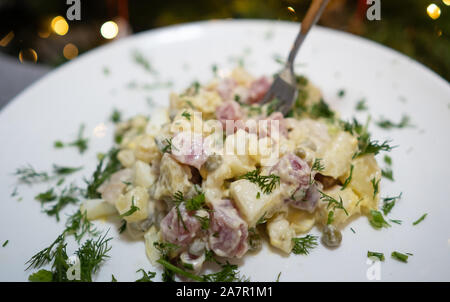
[261,0,329,115]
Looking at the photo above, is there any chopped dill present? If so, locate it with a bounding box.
[319,191,349,216]
[371,177,380,199]
[369,210,391,229]
[119,196,140,218]
[367,251,385,261]
[110,109,121,124]
[132,50,157,75]
[376,115,413,130]
[240,169,280,194]
[341,164,354,190]
[355,99,368,111]
[382,193,402,215]
[391,251,409,263]
[412,213,427,226]
[292,235,318,255]
[54,124,89,154]
[135,269,156,282]
[181,111,191,121]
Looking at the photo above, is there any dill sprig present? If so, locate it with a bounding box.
[382,193,402,215]
[371,177,380,199]
[309,98,335,119]
[119,196,140,218]
[132,50,157,75]
[14,164,50,184]
[54,124,89,154]
[319,191,349,216]
[85,148,122,199]
[135,269,156,282]
[376,115,413,130]
[26,235,65,270]
[292,235,318,255]
[240,168,280,194]
[64,210,100,243]
[52,165,83,176]
[341,164,354,190]
[311,158,325,173]
[75,232,112,282]
[41,183,83,221]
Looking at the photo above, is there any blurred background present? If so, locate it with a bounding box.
[0,0,448,107]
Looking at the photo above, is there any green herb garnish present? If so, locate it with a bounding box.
[369,210,391,229]
[412,213,427,226]
[119,196,140,218]
[376,115,413,130]
[382,193,402,215]
[367,251,385,261]
[292,235,318,255]
[341,164,354,190]
[240,169,280,194]
[391,251,409,263]
[135,269,156,282]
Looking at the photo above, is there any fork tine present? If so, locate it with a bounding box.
[260,75,297,115]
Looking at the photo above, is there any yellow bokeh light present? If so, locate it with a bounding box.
[100,21,119,39]
[287,6,296,13]
[0,31,14,47]
[51,16,69,36]
[63,43,79,60]
[427,4,441,19]
[19,48,38,63]
[443,0,450,6]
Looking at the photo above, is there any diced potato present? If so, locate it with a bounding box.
[132,160,155,188]
[131,115,148,131]
[80,199,117,220]
[145,107,169,137]
[345,154,381,212]
[286,207,316,234]
[117,149,135,168]
[231,67,253,86]
[316,186,362,228]
[229,179,284,227]
[267,214,295,254]
[115,186,149,223]
[144,226,161,266]
[321,131,358,179]
[153,153,193,201]
[133,134,160,164]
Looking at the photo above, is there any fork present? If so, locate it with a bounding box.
[261,0,329,115]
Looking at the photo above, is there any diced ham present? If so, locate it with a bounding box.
[171,132,208,170]
[216,78,237,101]
[270,153,311,188]
[215,100,245,133]
[208,199,249,258]
[288,182,320,213]
[248,76,271,104]
[160,203,202,247]
[259,112,288,138]
[270,153,319,212]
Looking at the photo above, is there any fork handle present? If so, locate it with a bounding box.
[286,0,329,70]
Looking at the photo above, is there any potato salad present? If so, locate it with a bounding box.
[81,67,384,276]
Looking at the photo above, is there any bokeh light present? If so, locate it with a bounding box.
[0,31,14,47]
[19,48,38,63]
[51,16,69,35]
[287,6,296,13]
[63,43,79,60]
[442,0,450,6]
[426,4,441,20]
[100,21,119,39]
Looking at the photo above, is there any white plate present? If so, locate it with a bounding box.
[0,20,449,282]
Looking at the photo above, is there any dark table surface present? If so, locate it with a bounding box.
[0,53,50,111]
